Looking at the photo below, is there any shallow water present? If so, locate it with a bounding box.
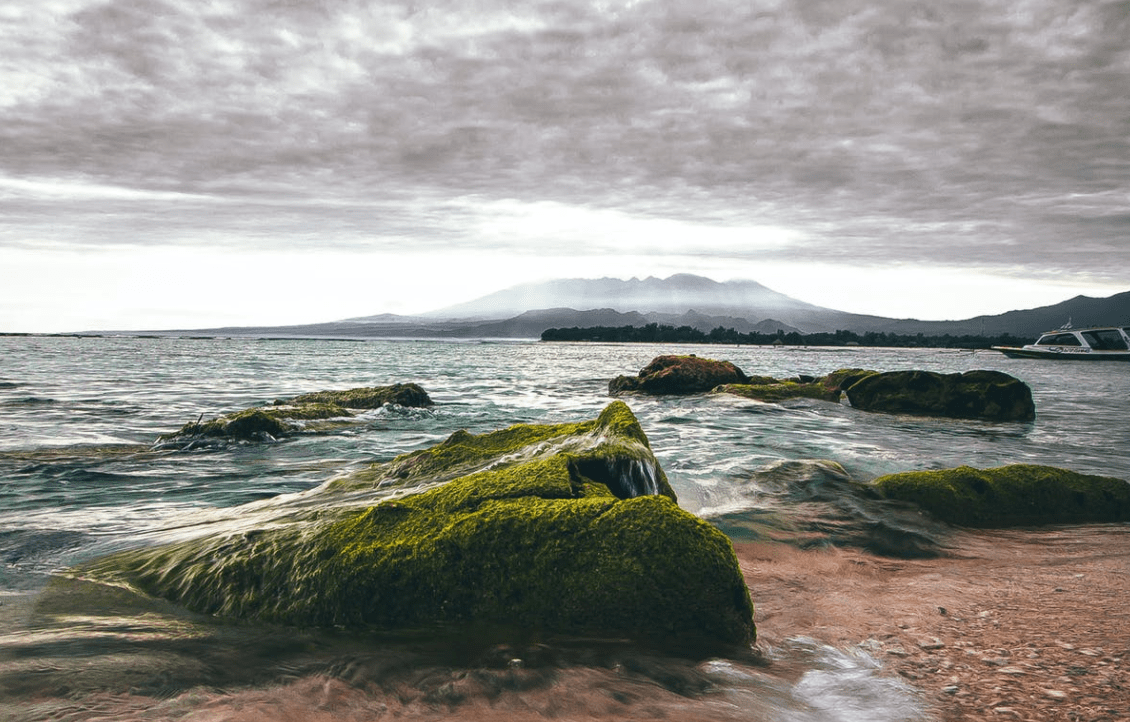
[1,336,1127,720]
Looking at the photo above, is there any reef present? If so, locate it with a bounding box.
[718,368,1035,422]
[81,402,756,650]
[609,355,749,395]
[843,370,1035,421]
[715,369,876,404]
[155,383,433,445]
[871,464,1130,527]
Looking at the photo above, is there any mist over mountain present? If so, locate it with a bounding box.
[135,275,1129,341]
[414,274,824,320]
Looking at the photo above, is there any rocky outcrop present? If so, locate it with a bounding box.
[609,355,749,395]
[287,383,433,409]
[83,402,756,649]
[843,370,1035,421]
[716,368,876,404]
[718,368,1035,422]
[156,383,433,445]
[871,464,1130,527]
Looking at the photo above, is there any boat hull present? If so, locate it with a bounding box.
[992,346,1130,361]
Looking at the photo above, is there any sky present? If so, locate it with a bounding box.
[2,0,1129,332]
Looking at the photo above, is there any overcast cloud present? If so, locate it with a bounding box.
[2,0,1129,330]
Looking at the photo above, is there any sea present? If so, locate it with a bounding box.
[1,335,1127,721]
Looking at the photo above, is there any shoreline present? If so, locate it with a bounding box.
[736,524,1130,721]
[2,526,1127,721]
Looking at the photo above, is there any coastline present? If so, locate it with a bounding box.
[737,524,1130,721]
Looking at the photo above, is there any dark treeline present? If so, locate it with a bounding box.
[541,323,1027,349]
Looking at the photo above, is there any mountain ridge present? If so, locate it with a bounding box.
[126,275,1129,340]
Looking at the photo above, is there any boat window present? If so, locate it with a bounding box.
[1036,333,1081,346]
[1081,329,1128,351]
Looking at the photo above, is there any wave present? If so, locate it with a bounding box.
[700,459,953,558]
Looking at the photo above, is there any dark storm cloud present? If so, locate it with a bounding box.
[2,0,1128,281]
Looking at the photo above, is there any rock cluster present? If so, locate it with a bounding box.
[609,355,748,395]
[82,402,756,650]
[156,383,433,445]
[717,366,1035,422]
[716,368,876,404]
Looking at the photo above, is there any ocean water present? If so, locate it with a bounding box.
[1,335,1127,721]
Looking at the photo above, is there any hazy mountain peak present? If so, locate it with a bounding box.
[421,274,820,320]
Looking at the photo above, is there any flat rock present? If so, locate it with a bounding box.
[870,464,1130,527]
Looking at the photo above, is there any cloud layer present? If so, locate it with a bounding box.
[3,0,1129,327]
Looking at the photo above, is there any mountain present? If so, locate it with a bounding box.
[131,275,1129,341]
[420,274,825,320]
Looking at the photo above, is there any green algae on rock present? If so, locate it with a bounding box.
[81,401,755,650]
[287,383,433,410]
[716,368,877,404]
[871,464,1130,527]
[844,370,1035,421]
[156,383,433,445]
[609,355,749,395]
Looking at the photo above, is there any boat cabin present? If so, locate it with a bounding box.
[1034,327,1130,351]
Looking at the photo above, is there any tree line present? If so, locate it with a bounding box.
[540,323,1027,349]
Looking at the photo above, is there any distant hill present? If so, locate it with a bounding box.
[418,274,825,320]
[129,275,1129,341]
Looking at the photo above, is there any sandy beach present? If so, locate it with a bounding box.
[738,524,1130,721]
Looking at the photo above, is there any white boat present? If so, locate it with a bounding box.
[992,323,1130,360]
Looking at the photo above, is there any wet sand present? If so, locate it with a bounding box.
[1,524,1126,721]
[738,524,1130,721]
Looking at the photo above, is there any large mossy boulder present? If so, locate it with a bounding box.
[609,355,749,395]
[82,402,755,650]
[156,383,433,445]
[844,370,1035,421]
[716,368,877,404]
[871,464,1130,527]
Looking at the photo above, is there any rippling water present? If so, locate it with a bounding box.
[1,335,1127,720]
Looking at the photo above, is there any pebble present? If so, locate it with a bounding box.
[1042,689,1068,700]
[917,637,945,650]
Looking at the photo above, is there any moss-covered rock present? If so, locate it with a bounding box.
[871,464,1130,527]
[609,355,749,395]
[843,370,1035,421]
[82,402,755,650]
[157,383,433,444]
[716,368,877,404]
[288,383,433,409]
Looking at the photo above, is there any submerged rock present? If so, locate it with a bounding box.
[287,383,433,410]
[716,368,876,404]
[82,402,755,649]
[609,355,749,395]
[843,370,1035,421]
[871,464,1130,527]
[156,383,433,445]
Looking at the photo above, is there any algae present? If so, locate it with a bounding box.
[871,464,1130,527]
[80,402,754,650]
[157,383,434,445]
[336,400,669,495]
[844,370,1035,421]
[609,355,749,395]
[716,368,876,404]
[288,383,433,409]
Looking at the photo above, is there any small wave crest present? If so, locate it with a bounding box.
[701,459,952,558]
